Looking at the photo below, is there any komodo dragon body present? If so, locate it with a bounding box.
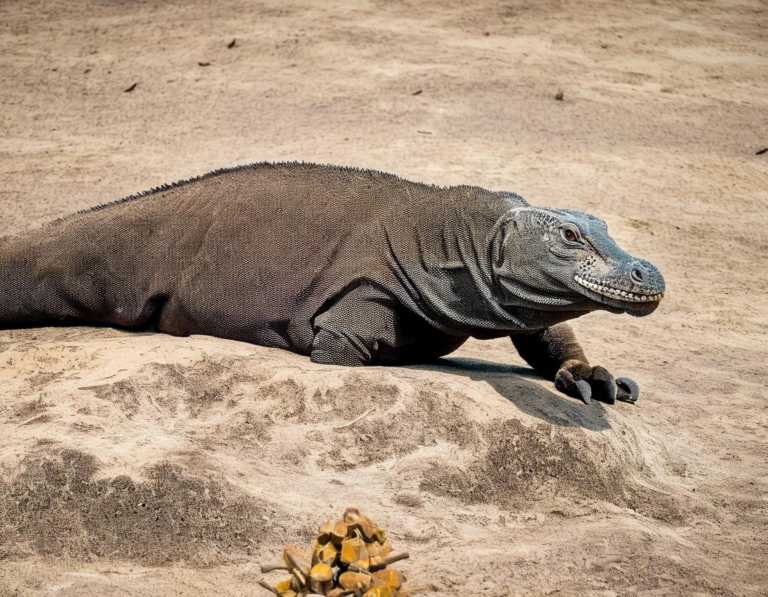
[0,162,665,404]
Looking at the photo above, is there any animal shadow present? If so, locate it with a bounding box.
[408,357,611,432]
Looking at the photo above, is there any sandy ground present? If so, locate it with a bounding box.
[1,0,767,595]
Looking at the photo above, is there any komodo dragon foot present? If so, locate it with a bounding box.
[554,359,639,405]
[511,325,642,407]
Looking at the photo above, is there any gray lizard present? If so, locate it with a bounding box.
[0,162,665,405]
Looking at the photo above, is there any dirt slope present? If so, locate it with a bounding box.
[0,0,766,595]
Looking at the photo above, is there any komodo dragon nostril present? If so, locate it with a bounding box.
[631,266,646,284]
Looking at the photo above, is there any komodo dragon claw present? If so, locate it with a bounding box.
[616,378,640,404]
[555,368,592,404]
[589,365,617,404]
[574,380,592,405]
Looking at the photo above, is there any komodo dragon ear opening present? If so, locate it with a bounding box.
[490,207,555,269]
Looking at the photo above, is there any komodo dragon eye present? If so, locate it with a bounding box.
[560,224,583,244]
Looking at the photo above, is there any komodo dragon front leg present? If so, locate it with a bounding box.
[311,283,467,366]
[511,323,639,405]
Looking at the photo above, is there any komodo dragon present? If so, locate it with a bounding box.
[0,162,665,405]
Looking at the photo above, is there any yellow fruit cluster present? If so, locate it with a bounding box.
[258,508,435,597]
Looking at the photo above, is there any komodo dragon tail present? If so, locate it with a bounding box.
[0,224,174,332]
[0,235,49,328]
[0,244,26,326]
[0,232,108,329]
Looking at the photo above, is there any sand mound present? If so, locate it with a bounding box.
[0,328,697,594]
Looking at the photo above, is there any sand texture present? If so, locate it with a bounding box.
[1,0,767,595]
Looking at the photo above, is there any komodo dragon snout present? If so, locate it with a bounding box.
[491,206,665,318]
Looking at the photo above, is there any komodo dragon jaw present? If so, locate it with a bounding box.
[573,269,664,317]
[568,224,665,318]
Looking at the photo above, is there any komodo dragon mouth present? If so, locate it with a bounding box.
[574,275,665,303]
[573,274,664,317]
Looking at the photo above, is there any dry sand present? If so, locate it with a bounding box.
[1,0,767,595]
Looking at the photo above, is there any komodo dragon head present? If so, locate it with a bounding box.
[490,206,665,317]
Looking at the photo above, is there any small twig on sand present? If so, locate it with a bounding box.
[370,552,410,571]
[148,393,166,416]
[15,414,48,428]
[260,563,290,573]
[257,579,280,595]
[334,408,373,430]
